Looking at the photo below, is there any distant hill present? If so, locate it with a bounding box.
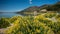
[46,1,60,12]
[0,12,3,13]
[17,1,60,14]
[17,6,40,14]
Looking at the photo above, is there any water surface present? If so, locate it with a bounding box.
[0,12,22,18]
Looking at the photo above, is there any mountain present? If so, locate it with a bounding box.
[17,6,40,14]
[17,1,60,14]
[46,1,60,12]
[17,5,49,14]
[0,12,3,13]
[39,4,50,10]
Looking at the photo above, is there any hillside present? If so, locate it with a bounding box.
[0,12,60,34]
[46,1,60,12]
[17,1,60,14]
[17,6,39,14]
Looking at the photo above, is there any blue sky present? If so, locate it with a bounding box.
[0,0,59,12]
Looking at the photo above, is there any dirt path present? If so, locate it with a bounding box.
[0,28,8,34]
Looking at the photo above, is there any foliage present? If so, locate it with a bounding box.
[5,16,54,34]
[0,12,60,34]
[0,18,10,28]
[43,12,56,18]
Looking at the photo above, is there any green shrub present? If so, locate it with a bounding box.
[0,18,10,28]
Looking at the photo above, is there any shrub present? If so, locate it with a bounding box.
[0,18,10,28]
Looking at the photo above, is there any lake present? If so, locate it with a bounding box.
[0,13,22,18]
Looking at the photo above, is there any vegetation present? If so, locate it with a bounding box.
[47,1,60,12]
[0,12,60,34]
[0,18,10,28]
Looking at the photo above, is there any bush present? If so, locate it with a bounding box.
[5,16,54,34]
[1,12,60,34]
[0,18,10,28]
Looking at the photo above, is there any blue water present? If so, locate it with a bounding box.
[0,13,22,18]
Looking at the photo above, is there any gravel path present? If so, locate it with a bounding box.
[0,24,13,34]
[0,28,7,34]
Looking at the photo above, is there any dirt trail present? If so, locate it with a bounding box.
[0,28,6,34]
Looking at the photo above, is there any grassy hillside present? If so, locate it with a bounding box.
[0,12,60,34]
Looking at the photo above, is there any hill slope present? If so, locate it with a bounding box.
[17,1,60,14]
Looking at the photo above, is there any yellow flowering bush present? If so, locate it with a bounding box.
[44,12,56,18]
[34,14,60,34]
[0,12,60,34]
[4,16,54,34]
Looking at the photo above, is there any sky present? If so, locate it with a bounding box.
[0,0,59,12]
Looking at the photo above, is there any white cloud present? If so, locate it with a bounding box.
[30,1,32,4]
[29,0,32,4]
[29,0,32,1]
